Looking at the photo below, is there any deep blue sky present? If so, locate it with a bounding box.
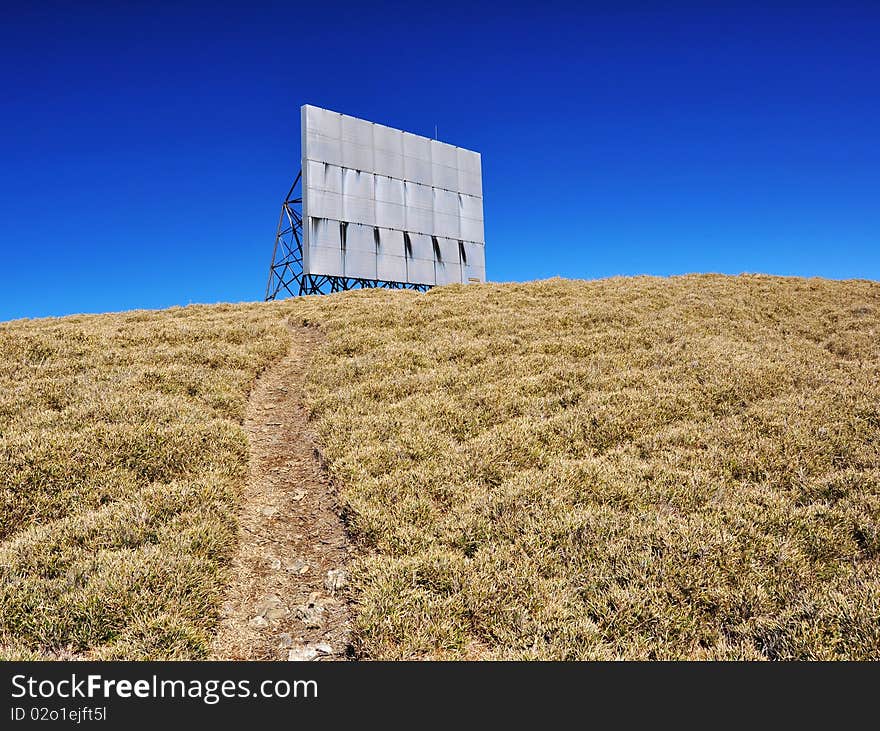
[1,2,878,321]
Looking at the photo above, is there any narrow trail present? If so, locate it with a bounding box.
[211,324,352,661]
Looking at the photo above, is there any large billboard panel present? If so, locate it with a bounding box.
[301,105,485,286]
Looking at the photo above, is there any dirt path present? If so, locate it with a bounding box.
[211,324,352,661]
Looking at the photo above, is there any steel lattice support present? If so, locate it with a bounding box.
[264,172,305,300]
[265,170,433,300]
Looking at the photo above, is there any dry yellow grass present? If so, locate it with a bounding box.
[299,275,880,659]
[0,302,294,659]
[2,274,879,659]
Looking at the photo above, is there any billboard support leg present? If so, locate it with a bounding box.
[265,171,305,301]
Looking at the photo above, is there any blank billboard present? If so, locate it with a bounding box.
[301,105,485,286]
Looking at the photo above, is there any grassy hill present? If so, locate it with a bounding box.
[2,275,879,659]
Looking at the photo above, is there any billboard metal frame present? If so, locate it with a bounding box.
[265,170,431,299]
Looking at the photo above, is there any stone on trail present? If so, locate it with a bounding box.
[287,643,333,661]
[324,568,347,593]
[265,556,282,570]
[254,594,288,622]
[294,592,325,629]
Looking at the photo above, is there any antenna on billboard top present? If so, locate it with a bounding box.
[434,124,438,140]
